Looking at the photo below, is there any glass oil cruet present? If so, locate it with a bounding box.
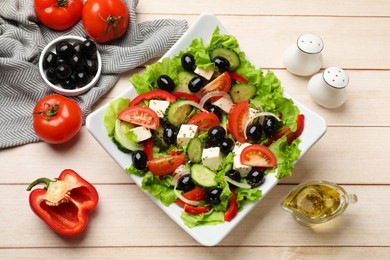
[280,180,358,226]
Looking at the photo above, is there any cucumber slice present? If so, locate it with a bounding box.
[114,119,143,151]
[209,45,240,71]
[229,83,257,103]
[191,164,217,188]
[165,99,193,126]
[175,71,196,93]
[186,137,203,163]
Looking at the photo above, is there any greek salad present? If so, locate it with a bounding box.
[103,28,304,228]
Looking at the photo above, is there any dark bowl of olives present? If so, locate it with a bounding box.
[39,35,102,96]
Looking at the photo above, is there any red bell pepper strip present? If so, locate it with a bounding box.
[229,72,248,83]
[265,126,291,146]
[184,204,211,215]
[224,190,238,222]
[176,186,207,208]
[172,91,200,103]
[26,169,99,235]
[143,138,154,161]
[287,114,305,144]
[129,89,177,107]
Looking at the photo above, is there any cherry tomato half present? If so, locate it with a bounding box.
[82,0,129,43]
[194,72,231,100]
[147,155,186,176]
[34,0,83,30]
[187,112,220,133]
[129,89,177,107]
[33,94,82,144]
[117,106,160,130]
[240,144,277,168]
[227,101,249,143]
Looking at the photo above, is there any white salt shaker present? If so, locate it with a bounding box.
[283,33,324,76]
[308,67,349,108]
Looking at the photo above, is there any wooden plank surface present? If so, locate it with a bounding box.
[1,0,389,259]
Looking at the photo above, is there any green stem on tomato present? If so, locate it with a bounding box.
[33,103,59,121]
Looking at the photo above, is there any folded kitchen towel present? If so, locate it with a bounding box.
[0,0,187,149]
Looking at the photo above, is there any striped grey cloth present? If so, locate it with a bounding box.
[0,0,187,148]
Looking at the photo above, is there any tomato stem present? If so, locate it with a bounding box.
[99,13,124,40]
[56,0,68,7]
[33,103,59,121]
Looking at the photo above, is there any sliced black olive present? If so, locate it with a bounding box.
[82,39,97,57]
[157,75,175,92]
[56,41,75,59]
[181,53,196,72]
[213,56,230,73]
[132,150,147,170]
[73,41,83,53]
[43,52,58,69]
[176,174,195,192]
[69,53,84,72]
[59,77,77,90]
[246,169,265,188]
[220,138,235,154]
[188,76,206,92]
[46,67,59,84]
[84,58,98,76]
[55,64,72,79]
[73,71,91,86]
[205,187,223,205]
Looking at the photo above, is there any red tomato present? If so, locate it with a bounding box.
[147,155,186,176]
[34,0,83,30]
[240,144,277,168]
[172,92,200,103]
[227,101,249,143]
[82,0,129,43]
[187,112,220,133]
[287,114,305,143]
[229,72,248,83]
[117,106,160,130]
[176,186,207,208]
[129,90,177,107]
[143,139,154,161]
[183,204,210,215]
[32,94,82,144]
[194,72,231,100]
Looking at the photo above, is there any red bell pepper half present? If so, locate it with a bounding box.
[26,169,99,235]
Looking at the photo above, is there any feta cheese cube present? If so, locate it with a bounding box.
[202,147,223,170]
[148,99,170,118]
[211,96,233,113]
[177,124,198,146]
[233,142,252,155]
[130,126,152,143]
[194,67,214,80]
[233,142,252,176]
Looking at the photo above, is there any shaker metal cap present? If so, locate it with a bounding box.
[297,33,324,54]
[323,67,349,89]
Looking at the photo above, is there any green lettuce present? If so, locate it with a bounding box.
[103,98,130,137]
[141,172,176,206]
[269,136,301,179]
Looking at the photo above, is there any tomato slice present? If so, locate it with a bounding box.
[194,72,231,100]
[117,106,160,130]
[176,186,207,208]
[229,72,248,83]
[287,114,305,143]
[143,139,154,161]
[227,101,249,143]
[129,89,177,107]
[183,204,211,215]
[173,92,200,103]
[187,112,220,133]
[147,154,186,176]
[224,190,238,222]
[240,144,277,168]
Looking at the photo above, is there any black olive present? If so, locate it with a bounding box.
[60,77,77,90]
[56,41,75,59]
[73,41,83,53]
[207,104,223,120]
[208,126,226,144]
[56,58,67,67]
[263,116,279,137]
[213,56,230,73]
[181,53,196,71]
[46,67,59,84]
[82,39,97,57]
[176,174,195,192]
[205,187,223,205]
[226,169,241,183]
[220,138,235,154]
[43,52,58,69]
[188,76,206,92]
[55,64,72,79]
[246,122,263,143]
[246,169,265,188]
[84,58,98,76]
[73,71,91,86]
[163,125,177,145]
[157,75,175,92]
[132,150,147,170]
[69,53,84,72]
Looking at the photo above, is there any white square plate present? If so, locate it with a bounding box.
[86,13,327,246]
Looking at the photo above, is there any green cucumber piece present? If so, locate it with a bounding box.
[175,71,196,93]
[114,119,143,151]
[229,83,257,103]
[209,45,240,71]
[186,137,203,163]
[165,99,193,126]
[190,164,217,188]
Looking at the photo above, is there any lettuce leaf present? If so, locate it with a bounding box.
[141,172,176,206]
[181,210,224,228]
[104,98,130,137]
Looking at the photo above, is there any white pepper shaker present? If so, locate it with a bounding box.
[283,33,324,76]
[308,67,349,108]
